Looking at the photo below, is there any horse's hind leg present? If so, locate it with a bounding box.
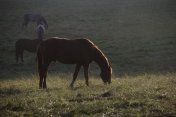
[22,22,28,29]
[83,64,89,86]
[16,44,19,63]
[39,75,43,89]
[16,50,19,63]
[42,63,50,88]
[43,70,47,89]
[39,67,45,88]
[22,16,29,29]
[70,64,81,87]
[19,50,24,63]
[16,46,22,63]
[39,64,46,89]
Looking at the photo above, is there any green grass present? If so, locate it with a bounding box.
[0,73,176,116]
[0,0,176,116]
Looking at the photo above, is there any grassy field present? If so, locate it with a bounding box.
[0,0,176,116]
[0,74,176,116]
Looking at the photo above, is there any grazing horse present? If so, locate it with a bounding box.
[37,37,112,88]
[22,14,48,29]
[16,39,42,63]
[36,24,46,40]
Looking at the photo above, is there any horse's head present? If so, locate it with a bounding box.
[100,65,112,84]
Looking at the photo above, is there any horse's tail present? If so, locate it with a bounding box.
[37,43,43,77]
[15,41,18,63]
[15,40,21,63]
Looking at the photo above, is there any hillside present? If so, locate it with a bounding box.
[0,0,176,77]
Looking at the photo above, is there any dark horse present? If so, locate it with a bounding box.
[16,39,42,63]
[22,14,48,29]
[37,37,112,88]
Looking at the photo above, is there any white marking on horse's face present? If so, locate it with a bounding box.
[36,24,46,32]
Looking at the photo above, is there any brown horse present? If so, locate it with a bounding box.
[37,37,112,88]
[16,39,42,63]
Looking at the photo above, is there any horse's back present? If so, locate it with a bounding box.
[24,14,43,21]
[16,38,41,45]
[44,38,95,52]
[39,38,96,64]
[16,39,42,52]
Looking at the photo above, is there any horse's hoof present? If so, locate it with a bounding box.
[69,85,74,88]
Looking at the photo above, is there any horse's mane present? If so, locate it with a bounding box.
[51,37,69,40]
[94,45,109,65]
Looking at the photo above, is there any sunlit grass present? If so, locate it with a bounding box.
[0,73,176,116]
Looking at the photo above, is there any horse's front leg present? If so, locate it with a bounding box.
[83,64,89,86]
[70,64,81,87]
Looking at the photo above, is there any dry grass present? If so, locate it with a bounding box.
[0,73,176,116]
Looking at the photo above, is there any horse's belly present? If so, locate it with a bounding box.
[56,55,90,64]
[53,47,93,64]
[24,46,37,52]
[56,57,80,64]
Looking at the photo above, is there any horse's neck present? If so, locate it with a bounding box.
[38,32,43,40]
[94,49,109,71]
[37,30,42,40]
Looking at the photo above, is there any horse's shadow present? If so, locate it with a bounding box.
[68,85,85,91]
[0,88,21,95]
